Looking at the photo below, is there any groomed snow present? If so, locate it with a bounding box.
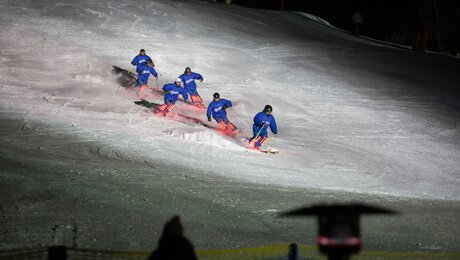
[1,0,459,203]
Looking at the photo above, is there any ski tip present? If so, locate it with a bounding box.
[260,150,279,154]
[267,148,279,154]
[246,147,279,154]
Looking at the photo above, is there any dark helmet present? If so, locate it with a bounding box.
[213,92,220,99]
[140,49,145,53]
[264,105,273,113]
[184,67,191,73]
[146,59,153,65]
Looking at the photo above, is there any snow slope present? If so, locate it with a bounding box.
[2,0,460,253]
[1,0,459,201]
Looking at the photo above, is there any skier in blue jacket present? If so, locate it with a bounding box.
[178,67,204,108]
[136,60,158,87]
[155,78,188,116]
[131,49,152,70]
[134,60,158,98]
[249,105,278,149]
[207,93,237,133]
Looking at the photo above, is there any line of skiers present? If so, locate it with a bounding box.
[131,49,277,150]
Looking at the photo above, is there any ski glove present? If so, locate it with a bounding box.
[223,105,229,109]
[208,117,212,122]
[131,62,135,65]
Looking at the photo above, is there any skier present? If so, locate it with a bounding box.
[131,49,152,70]
[207,92,237,133]
[135,60,158,97]
[248,105,278,150]
[155,78,188,116]
[178,67,204,108]
[136,60,158,86]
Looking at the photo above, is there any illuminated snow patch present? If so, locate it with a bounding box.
[163,128,240,149]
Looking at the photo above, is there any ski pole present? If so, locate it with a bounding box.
[248,122,267,148]
[154,66,163,77]
[155,77,159,91]
[151,57,162,75]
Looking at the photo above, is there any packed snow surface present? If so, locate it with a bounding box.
[1,0,459,202]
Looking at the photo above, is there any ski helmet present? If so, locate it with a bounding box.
[140,49,145,53]
[185,67,191,73]
[175,78,182,84]
[264,105,273,113]
[213,92,220,99]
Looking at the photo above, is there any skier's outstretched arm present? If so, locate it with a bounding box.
[131,55,138,66]
[253,113,261,126]
[224,99,232,109]
[151,67,158,78]
[194,73,203,81]
[162,84,171,92]
[206,104,213,120]
[270,117,278,135]
[181,88,189,101]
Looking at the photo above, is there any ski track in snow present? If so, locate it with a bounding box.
[0,0,459,201]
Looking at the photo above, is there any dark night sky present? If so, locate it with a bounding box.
[232,0,460,53]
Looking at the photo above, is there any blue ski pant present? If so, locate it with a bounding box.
[213,115,229,124]
[185,88,199,95]
[164,97,177,105]
[137,76,149,86]
[250,125,268,148]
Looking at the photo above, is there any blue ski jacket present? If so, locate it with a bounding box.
[137,64,158,82]
[131,54,152,67]
[207,99,232,120]
[163,83,188,104]
[253,111,277,136]
[178,72,203,93]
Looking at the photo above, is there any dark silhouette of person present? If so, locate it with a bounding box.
[351,9,363,36]
[148,216,198,260]
[413,0,434,52]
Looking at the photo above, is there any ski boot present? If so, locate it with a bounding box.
[154,103,174,117]
[191,94,205,108]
